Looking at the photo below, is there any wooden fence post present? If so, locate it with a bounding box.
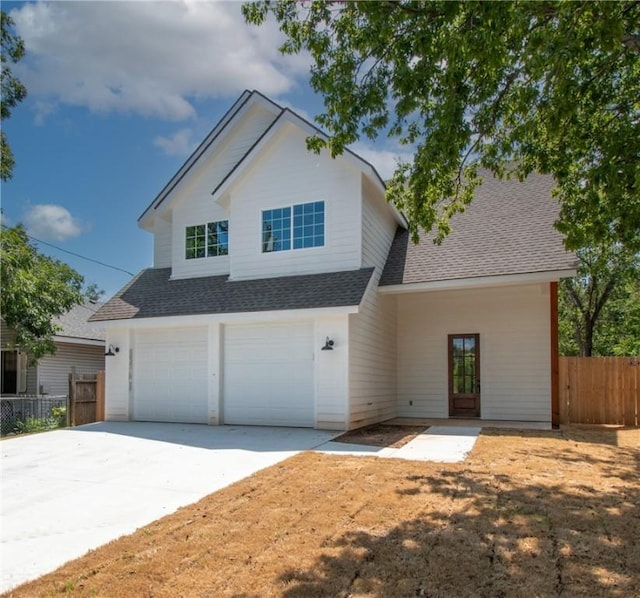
[68,368,77,426]
[96,371,105,422]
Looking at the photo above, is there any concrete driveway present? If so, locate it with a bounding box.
[0,422,337,592]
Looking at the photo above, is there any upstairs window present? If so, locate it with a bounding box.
[262,201,324,253]
[185,220,229,259]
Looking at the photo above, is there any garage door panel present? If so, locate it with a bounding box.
[224,322,314,427]
[133,328,209,424]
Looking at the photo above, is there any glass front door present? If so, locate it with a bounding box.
[448,334,480,417]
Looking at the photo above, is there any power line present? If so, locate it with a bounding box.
[1,224,136,277]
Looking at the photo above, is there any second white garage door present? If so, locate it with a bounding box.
[224,321,314,427]
[133,328,209,424]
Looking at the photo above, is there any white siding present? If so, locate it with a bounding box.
[37,343,105,396]
[26,360,37,395]
[361,175,397,269]
[315,316,349,430]
[229,122,362,280]
[169,103,278,279]
[397,284,552,422]
[348,291,398,429]
[104,329,133,421]
[348,183,399,429]
[1,319,17,347]
[171,199,230,279]
[153,216,172,268]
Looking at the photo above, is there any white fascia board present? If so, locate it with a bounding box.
[100,305,359,330]
[279,111,408,228]
[212,110,291,202]
[378,269,577,294]
[139,91,281,230]
[53,336,106,347]
[212,108,408,229]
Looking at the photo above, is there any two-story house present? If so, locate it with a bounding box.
[91,90,576,431]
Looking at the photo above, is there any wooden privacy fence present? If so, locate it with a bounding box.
[559,357,639,427]
[68,370,105,426]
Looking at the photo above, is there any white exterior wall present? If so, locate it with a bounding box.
[315,316,349,430]
[228,123,362,280]
[397,284,552,422]
[153,217,172,268]
[104,329,132,421]
[171,199,230,279]
[348,185,397,429]
[361,176,396,269]
[37,343,105,396]
[348,291,397,429]
[103,312,351,429]
[348,182,399,429]
[165,103,278,279]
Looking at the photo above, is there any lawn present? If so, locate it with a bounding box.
[4,426,638,597]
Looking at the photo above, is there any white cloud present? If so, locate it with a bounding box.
[24,204,85,241]
[11,1,309,121]
[351,142,414,181]
[154,127,196,156]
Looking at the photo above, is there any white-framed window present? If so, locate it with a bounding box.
[262,201,325,253]
[185,220,229,260]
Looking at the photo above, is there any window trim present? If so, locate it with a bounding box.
[261,200,325,254]
[185,219,229,260]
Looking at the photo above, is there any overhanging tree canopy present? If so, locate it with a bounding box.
[244,0,640,249]
[0,225,85,361]
[1,11,27,182]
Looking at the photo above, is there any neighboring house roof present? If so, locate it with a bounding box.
[89,268,375,322]
[54,302,106,342]
[380,171,577,286]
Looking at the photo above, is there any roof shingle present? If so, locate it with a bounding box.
[90,268,374,322]
[54,302,105,341]
[380,171,577,286]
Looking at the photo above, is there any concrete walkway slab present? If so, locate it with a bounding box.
[389,426,481,462]
[316,425,481,463]
[0,422,337,593]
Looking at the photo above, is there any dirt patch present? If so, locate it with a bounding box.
[4,427,639,598]
[333,423,429,448]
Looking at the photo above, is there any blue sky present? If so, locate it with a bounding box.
[2,0,410,297]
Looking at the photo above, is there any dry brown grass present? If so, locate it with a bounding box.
[4,426,639,598]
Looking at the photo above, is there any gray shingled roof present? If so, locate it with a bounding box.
[54,302,106,341]
[90,268,375,322]
[380,171,577,286]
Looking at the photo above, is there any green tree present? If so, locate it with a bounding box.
[559,245,640,356]
[244,1,640,250]
[84,283,105,303]
[0,225,85,361]
[1,10,27,181]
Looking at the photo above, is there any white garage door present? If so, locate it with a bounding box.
[133,328,209,423]
[224,321,314,427]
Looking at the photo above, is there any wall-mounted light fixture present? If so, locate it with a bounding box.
[105,344,120,357]
[321,337,335,351]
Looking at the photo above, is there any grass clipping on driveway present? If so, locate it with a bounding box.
[6,427,639,598]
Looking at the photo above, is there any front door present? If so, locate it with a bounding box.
[448,334,480,417]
